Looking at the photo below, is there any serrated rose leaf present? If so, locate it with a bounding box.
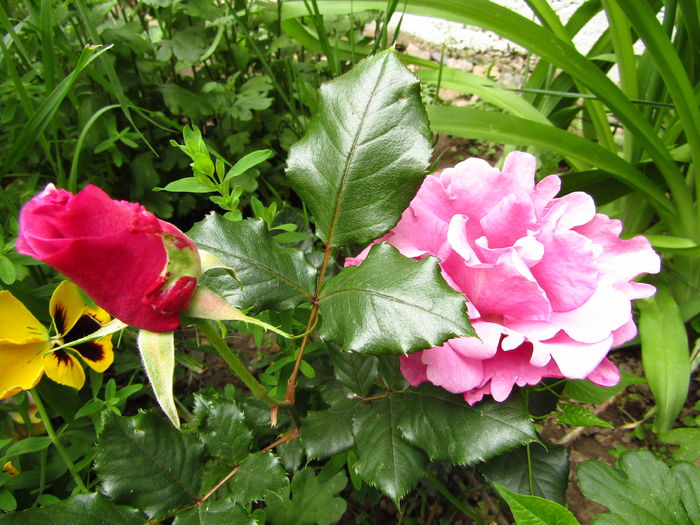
[301,399,362,459]
[286,49,431,247]
[352,398,427,503]
[318,244,473,354]
[229,452,289,506]
[189,215,315,312]
[193,392,252,463]
[173,499,255,525]
[481,443,569,504]
[95,410,203,519]
[265,468,347,525]
[397,385,537,465]
[0,493,143,525]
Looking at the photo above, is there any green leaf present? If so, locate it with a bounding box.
[0,488,16,512]
[190,215,315,312]
[645,235,700,256]
[5,436,52,457]
[563,371,644,405]
[333,353,378,396]
[137,330,179,428]
[225,149,273,182]
[578,450,700,525]
[155,177,215,193]
[229,452,289,506]
[265,468,347,525]
[481,443,569,504]
[352,397,427,503]
[1,44,113,177]
[193,392,252,463]
[557,403,613,429]
[638,284,690,432]
[493,482,580,525]
[301,399,362,459]
[318,243,473,354]
[659,428,700,463]
[173,500,255,525]
[0,493,143,525]
[424,105,675,218]
[397,385,537,465]
[0,256,16,285]
[95,410,203,519]
[286,49,431,246]
[416,67,549,123]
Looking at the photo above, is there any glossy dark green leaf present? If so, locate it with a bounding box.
[352,397,427,503]
[190,215,315,312]
[229,452,288,506]
[301,399,362,459]
[95,410,203,518]
[333,353,378,396]
[319,244,473,354]
[265,468,347,525]
[481,443,569,504]
[193,392,252,463]
[578,450,700,525]
[173,499,254,525]
[493,482,580,525]
[397,386,537,465]
[286,49,431,246]
[0,493,143,525]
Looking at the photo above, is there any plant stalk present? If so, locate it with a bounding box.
[32,390,88,493]
[195,319,279,409]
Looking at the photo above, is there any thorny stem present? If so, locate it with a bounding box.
[284,241,334,405]
[178,428,300,514]
[32,390,89,494]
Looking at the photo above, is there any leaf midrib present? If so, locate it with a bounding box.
[325,52,391,247]
[111,419,197,503]
[200,243,313,299]
[318,287,466,331]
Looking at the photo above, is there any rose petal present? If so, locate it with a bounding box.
[531,230,598,311]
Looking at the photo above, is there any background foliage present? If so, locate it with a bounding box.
[1,0,698,523]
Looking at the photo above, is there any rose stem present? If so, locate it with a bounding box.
[195,319,280,409]
[284,240,333,404]
[32,390,89,493]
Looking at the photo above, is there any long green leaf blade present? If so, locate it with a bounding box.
[638,284,690,432]
[425,106,675,219]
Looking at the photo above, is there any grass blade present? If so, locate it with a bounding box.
[0,44,112,178]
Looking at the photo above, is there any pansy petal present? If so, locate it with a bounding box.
[50,281,88,336]
[0,291,48,344]
[43,349,85,390]
[0,342,48,399]
[63,311,114,373]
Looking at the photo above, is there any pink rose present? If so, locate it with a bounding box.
[17,184,200,333]
[347,152,660,404]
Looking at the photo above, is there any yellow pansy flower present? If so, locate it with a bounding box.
[0,281,114,398]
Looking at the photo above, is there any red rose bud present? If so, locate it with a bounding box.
[17,184,201,332]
